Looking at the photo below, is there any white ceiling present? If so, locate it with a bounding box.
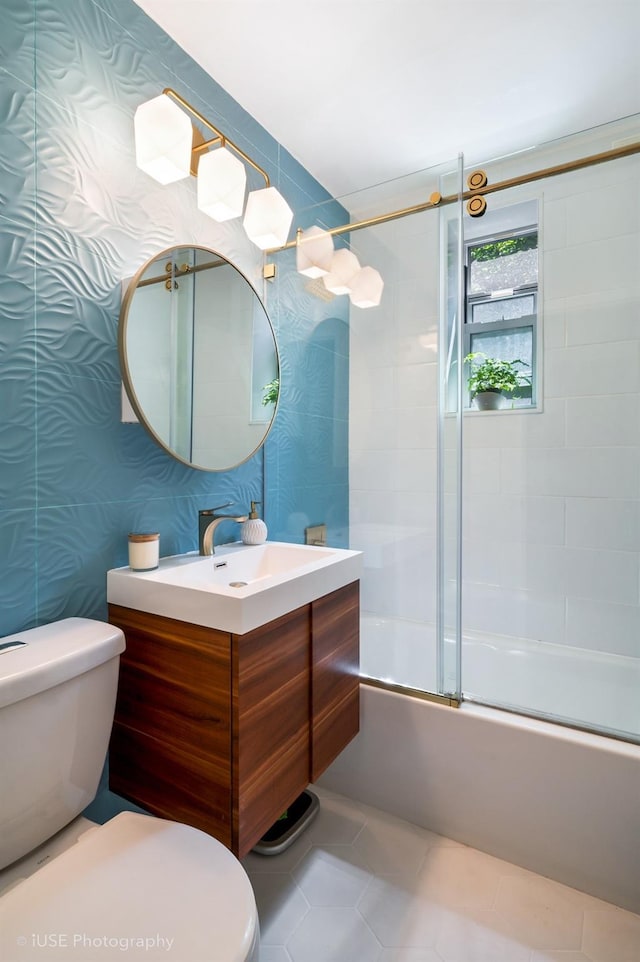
[134,0,640,198]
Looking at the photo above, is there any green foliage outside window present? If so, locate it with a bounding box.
[469,233,538,263]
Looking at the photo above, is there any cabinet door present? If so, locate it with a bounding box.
[108,605,233,847]
[311,581,360,781]
[232,605,310,857]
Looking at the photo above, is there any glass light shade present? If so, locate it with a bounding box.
[322,249,361,295]
[197,147,247,222]
[296,226,334,278]
[349,266,384,308]
[134,94,193,185]
[243,186,293,249]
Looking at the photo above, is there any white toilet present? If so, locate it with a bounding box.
[0,618,259,962]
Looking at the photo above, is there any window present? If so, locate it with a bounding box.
[464,226,539,409]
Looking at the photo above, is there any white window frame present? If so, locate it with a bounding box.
[463,224,540,411]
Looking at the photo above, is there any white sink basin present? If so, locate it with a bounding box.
[107,541,362,634]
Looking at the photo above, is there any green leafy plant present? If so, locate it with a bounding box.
[261,377,279,406]
[464,353,531,397]
[469,234,538,263]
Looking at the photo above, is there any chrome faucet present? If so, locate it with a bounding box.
[198,503,248,556]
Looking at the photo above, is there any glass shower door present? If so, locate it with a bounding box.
[334,159,464,700]
[456,117,640,742]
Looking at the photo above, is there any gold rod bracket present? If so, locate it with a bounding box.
[467,195,487,217]
[466,169,489,217]
[164,261,177,291]
[467,169,488,190]
[263,263,277,281]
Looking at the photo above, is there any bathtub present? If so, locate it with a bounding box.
[320,617,640,913]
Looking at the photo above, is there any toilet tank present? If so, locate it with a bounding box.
[0,618,125,870]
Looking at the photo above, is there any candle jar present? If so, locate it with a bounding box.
[128,532,160,571]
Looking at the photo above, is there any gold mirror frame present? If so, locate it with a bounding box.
[119,245,279,472]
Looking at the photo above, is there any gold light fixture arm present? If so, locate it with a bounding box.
[163,87,270,187]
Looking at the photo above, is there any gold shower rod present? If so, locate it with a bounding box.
[137,256,228,289]
[267,139,640,253]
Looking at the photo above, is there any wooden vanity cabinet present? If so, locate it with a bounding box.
[108,580,359,857]
[311,583,360,780]
[232,604,311,853]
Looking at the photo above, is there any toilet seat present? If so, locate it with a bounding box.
[0,812,259,962]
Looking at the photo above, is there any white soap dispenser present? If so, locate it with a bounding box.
[241,501,268,545]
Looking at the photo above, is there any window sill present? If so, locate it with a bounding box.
[444,405,544,417]
[463,404,542,416]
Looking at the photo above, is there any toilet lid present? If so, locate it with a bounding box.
[0,813,258,962]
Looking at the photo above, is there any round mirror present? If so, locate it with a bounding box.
[119,245,279,471]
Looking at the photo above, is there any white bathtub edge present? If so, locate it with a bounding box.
[318,684,640,914]
[459,700,640,758]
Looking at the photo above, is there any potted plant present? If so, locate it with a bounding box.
[464,352,531,410]
[261,377,279,407]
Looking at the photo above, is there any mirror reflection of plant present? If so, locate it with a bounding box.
[464,352,531,397]
[262,377,279,406]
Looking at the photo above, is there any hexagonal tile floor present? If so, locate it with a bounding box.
[242,786,640,962]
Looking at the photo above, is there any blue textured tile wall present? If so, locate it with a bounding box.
[0,0,349,636]
[266,247,350,545]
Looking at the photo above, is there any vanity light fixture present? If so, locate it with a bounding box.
[322,249,361,296]
[294,226,382,307]
[243,186,295,251]
[197,146,246,222]
[349,266,384,308]
[134,93,193,184]
[134,88,293,248]
[295,226,334,278]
